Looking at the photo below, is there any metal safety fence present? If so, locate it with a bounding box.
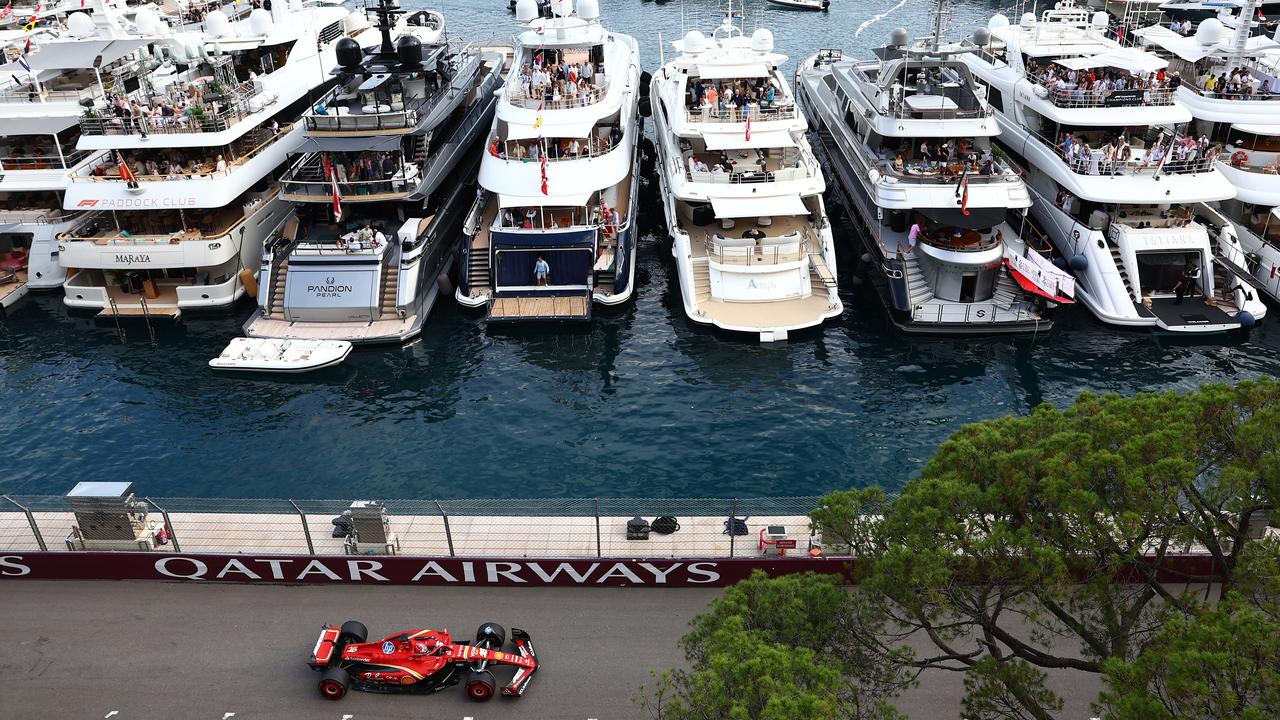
[0,495,824,560]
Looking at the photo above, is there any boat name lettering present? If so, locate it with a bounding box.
[114,254,152,264]
[307,276,354,297]
[747,278,778,292]
[77,197,198,209]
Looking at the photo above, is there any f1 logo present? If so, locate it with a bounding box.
[78,199,100,207]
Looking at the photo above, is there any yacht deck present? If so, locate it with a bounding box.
[0,268,27,306]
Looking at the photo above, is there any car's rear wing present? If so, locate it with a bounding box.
[500,628,539,697]
[309,626,341,669]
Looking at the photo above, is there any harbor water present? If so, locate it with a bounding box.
[3,0,1280,499]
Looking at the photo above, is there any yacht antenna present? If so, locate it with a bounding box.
[1226,0,1260,74]
[932,0,944,51]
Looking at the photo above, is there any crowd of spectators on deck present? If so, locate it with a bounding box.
[516,51,602,109]
[1055,129,1219,175]
[689,77,787,116]
[488,131,617,161]
[1200,66,1280,98]
[98,75,259,135]
[328,151,407,189]
[1026,59,1181,106]
[887,137,998,179]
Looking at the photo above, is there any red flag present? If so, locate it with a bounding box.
[116,151,136,183]
[323,154,342,222]
[0,4,12,20]
[539,150,548,195]
[960,177,970,216]
[1271,263,1277,279]
[744,103,751,141]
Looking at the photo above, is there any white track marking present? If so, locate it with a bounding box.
[104,713,118,719]
[222,714,236,719]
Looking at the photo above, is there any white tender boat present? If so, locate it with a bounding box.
[209,338,352,373]
[767,0,829,10]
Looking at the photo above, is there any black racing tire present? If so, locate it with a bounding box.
[464,668,496,702]
[318,666,351,701]
[338,620,367,645]
[475,622,506,648]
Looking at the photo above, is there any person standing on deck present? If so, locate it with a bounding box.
[534,254,550,286]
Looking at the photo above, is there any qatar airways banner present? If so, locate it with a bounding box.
[0,552,856,588]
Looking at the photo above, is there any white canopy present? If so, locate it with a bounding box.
[498,191,594,209]
[711,195,808,219]
[1233,123,1280,136]
[504,119,596,141]
[696,63,771,80]
[702,129,795,151]
[3,115,81,135]
[1053,48,1168,74]
[1136,24,1280,62]
[0,39,150,73]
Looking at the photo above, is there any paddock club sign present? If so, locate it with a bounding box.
[0,553,856,587]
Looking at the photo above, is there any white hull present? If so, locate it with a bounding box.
[209,338,352,373]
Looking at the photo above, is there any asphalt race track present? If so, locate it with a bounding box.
[4,581,1102,719]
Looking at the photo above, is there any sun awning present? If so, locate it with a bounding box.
[0,39,151,73]
[1232,123,1280,136]
[504,119,596,141]
[4,115,81,135]
[711,195,808,219]
[498,191,594,209]
[702,129,796,151]
[1135,25,1215,62]
[1053,48,1168,74]
[302,134,405,152]
[697,63,771,79]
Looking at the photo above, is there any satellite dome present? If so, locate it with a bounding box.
[344,10,368,33]
[988,13,1009,29]
[576,0,599,20]
[205,10,232,39]
[335,37,361,67]
[248,8,273,36]
[683,30,706,55]
[515,0,537,23]
[1091,11,1108,27]
[67,11,95,38]
[396,35,423,66]
[751,28,774,53]
[1196,17,1226,45]
[1020,12,1036,28]
[973,27,992,47]
[551,0,572,17]
[889,27,909,47]
[134,7,162,35]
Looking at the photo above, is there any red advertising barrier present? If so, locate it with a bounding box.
[0,552,857,587]
[0,552,1225,587]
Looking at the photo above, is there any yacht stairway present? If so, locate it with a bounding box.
[266,256,289,319]
[379,246,401,318]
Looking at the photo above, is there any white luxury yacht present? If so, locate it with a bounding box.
[0,3,133,314]
[456,0,641,323]
[798,18,1064,335]
[959,1,1266,333]
[1136,3,1280,303]
[243,0,507,343]
[56,0,372,320]
[651,9,841,341]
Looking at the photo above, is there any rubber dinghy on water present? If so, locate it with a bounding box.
[209,338,353,373]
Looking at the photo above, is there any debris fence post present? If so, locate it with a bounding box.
[729,498,738,558]
[289,500,315,555]
[594,498,602,558]
[145,497,181,552]
[3,495,47,552]
[435,500,455,557]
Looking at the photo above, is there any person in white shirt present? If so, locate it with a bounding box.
[373,228,387,249]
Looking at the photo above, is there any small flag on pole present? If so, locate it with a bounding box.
[116,151,138,189]
[17,56,31,74]
[960,178,970,216]
[744,102,751,141]
[539,139,548,195]
[323,155,343,222]
[0,3,12,20]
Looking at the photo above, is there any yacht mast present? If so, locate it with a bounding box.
[931,0,944,52]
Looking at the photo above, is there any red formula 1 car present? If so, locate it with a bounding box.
[308,620,538,702]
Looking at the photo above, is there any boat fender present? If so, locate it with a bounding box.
[1032,84,1048,99]
[1052,256,1069,272]
[1236,310,1257,329]
[436,272,453,297]
[868,168,881,183]
[1069,254,1089,272]
[860,252,872,264]
[640,71,652,88]
[238,268,259,297]
[638,95,652,118]
[1232,150,1249,167]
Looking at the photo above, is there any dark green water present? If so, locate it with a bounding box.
[2,0,1278,499]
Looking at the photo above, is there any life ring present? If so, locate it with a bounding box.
[1232,149,1249,167]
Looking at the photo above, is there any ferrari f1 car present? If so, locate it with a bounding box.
[308,620,538,701]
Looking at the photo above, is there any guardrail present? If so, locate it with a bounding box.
[0,495,825,559]
[685,102,800,124]
[704,234,808,266]
[506,76,609,110]
[80,81,263,136]
[0,85,101,104]
[0,150,94,171]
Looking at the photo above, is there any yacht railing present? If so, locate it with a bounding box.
[58,190,276,243]
[0,85,101,104]
[71,125,293,182]
[683,149,820,185]
[0,149,94,171]
[505,76,610,110]
[684,102,799,124]
[499,135,614,163]
[910,301,1038,324]
[1031,130,1218,177]
[306,77,461,133]
[0,208,73,224]
[282,173,419,199]
[497,206,598,230]
[846,63,992,119]
[703,233,808,266]
[874,158,1020,184]
[79,81,264,137]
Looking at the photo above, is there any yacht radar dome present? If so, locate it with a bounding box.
[551,0,572,17]
[1196,17,1226,45]
[345,11,369,33]
[683,30,707,54]
[973,27,992,47]
[248,8,273,36]
[134,7,163,35]
[988,13,1009,29]
[751,28,774,52]
[396,35,422,65]
[515,0,538,23]
[577,0,599,20]
[67,11,95,38]
[889,27,909,47]
[1091,11,1108,28]
[1020,12,1036,28]
[205,10,232,39]
[335,36,361,67]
